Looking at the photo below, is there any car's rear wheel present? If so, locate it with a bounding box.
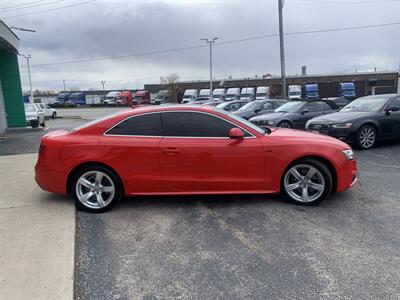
[281,159,332,205]
[356,125,377,150]
[72,165,122,213]
[31,120,39,128]
[40,118,45,127]
[278,121,292,128]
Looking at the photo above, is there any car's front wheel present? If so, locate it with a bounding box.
[356,125,377,150]
[72,165,122,213]
[51,112,57,119]
[278,121,292,128]
[281,159,332,205]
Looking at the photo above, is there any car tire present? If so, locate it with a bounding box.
[278,121,292,128]
[356,125,377,150]
[40,118,45,127]
[52,112,57,119]
[281,159,332,206]
[72,165,122,213]
[31,120,39,128]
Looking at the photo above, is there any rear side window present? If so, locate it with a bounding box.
[106,113,162,136]
[161,111,249,137]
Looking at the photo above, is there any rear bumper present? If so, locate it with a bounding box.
[35,163,68,195]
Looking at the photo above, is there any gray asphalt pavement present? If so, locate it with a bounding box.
[1,107,399,299]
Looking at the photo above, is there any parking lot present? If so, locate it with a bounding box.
[1,107,399,299]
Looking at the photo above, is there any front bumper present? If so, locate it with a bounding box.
[307,124,355,144]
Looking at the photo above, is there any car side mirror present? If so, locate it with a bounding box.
[386,106,400,114]
[301,110,309,114]
[229,127,244,139]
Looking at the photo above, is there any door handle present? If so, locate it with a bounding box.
[162,148,180,155]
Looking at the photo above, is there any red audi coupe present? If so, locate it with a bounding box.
[35,105,358,212]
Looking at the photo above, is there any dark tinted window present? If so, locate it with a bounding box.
[387,97,400,109]
[161,111,249,137]
[107,113,162,136]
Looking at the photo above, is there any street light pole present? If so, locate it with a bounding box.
[278,0,287,99]
[101,80,106,91]
[23,54,34,103]
[201,37,218,98]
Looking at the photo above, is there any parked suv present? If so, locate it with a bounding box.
[35,103,57,119]
[25,103,45,128]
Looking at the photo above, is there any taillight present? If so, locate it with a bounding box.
[39,144,47,157]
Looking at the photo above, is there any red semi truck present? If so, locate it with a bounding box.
[132,90,151,107]
[116,91,132,106]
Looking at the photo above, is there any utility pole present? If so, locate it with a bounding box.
[23,54,34,103]
[101,80,106,91]
[63,80,66,91]
[201,37,218,98]
[397,58,400,94]
[278,0,287,98]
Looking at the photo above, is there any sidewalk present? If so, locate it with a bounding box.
[0,154,75,300]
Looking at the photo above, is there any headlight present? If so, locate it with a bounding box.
[267,120,275,125]
[342,149,355,160]
[332,123,352,129]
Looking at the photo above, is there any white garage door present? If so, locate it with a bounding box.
[0,80,7,134]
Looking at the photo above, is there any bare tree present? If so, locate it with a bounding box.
[160,73,180,103]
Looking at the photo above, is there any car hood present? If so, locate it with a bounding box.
[267,128,349,148]
[232,110,252,118]
[308,111,379,123]
[250,112,291,121]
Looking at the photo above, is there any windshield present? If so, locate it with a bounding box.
[24,104,35,112]
[216,102,229,109]
[289,91,301,96]
[275,101,303,113]
[134,96,143,100]
[241,94,251,98]
[213,95,222,99]
[183,95,192,99]
[256,93,267,97]
[105,96,115,100]
[226,94,236,98]
[340,96,389,112]
[214,108,267,135]
[238,102,258,111]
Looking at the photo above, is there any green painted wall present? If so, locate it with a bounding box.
[0,50,26,127]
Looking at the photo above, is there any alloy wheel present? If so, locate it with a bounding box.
[76,171,115,209]
[278,121,291,128]
[359,127,375,149]
[284,164,325,203]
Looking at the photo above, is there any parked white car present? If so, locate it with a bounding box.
[24,103,45,128]
[35,103,57,119]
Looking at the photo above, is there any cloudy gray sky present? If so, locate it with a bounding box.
[1,0,399,91]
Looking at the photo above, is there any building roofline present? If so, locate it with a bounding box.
[0,19,20,52]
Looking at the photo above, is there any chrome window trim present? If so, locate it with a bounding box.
[104,110,256,138]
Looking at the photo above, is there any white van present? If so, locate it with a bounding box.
[198,89,211,98]
[256,86,270,100]
[240,87,255,101]
[103,91,121,105]
[225,88,241,101]
[212,88,226,101]
[288,85,302,100]
[182,89,198,103]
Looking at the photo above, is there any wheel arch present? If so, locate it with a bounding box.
[357,121,380,138]
[281,155,338,193]
[66,161,125,195]
[277,119,294,127]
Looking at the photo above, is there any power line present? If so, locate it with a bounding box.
[25,21,400,68]
[3,0,96,18]
[1,0,66,13]
[0,0,48,10]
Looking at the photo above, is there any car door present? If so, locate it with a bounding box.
[380,97,400,138]
[159,111,265,193]
[295,101,331,129]
[102,113,164,194]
